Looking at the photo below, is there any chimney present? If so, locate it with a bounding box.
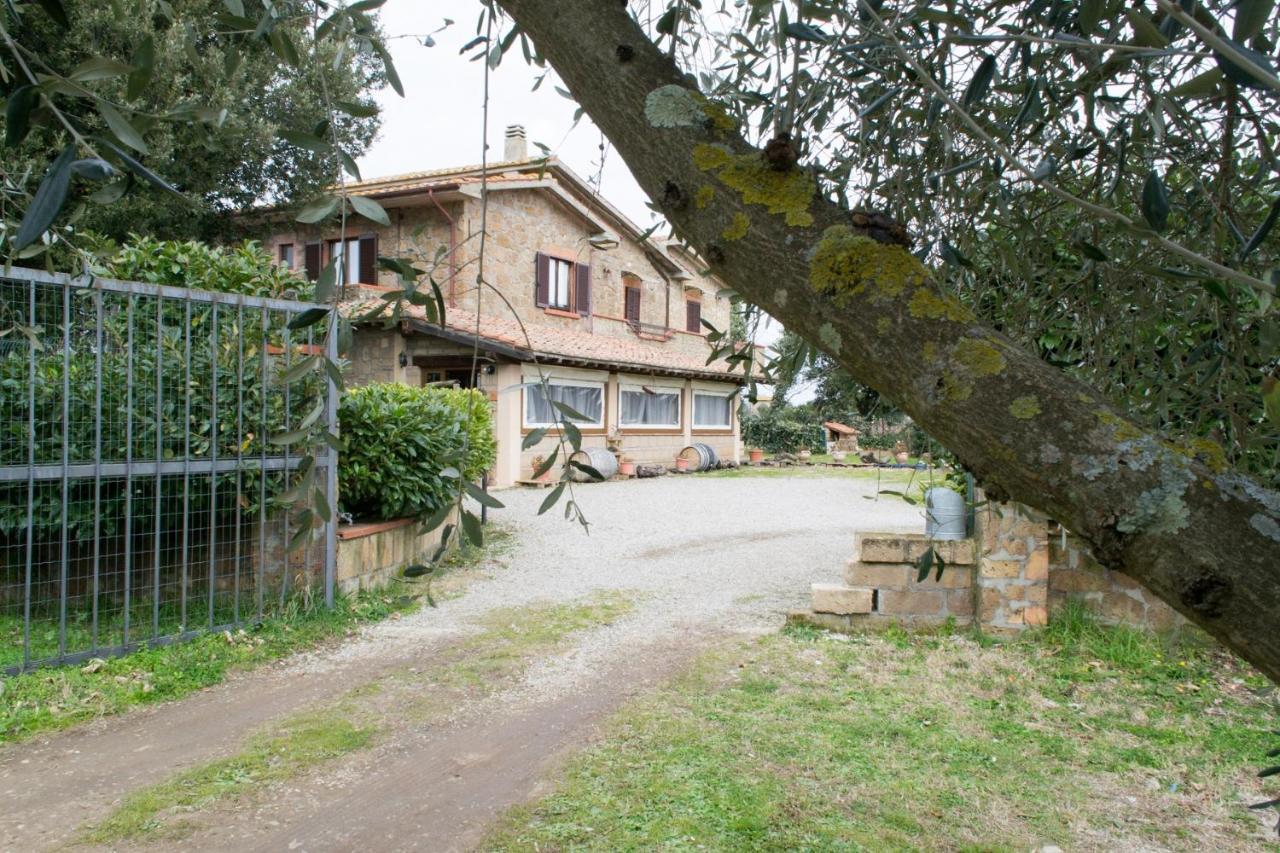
[504,124,527,161]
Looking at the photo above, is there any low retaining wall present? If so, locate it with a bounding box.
[335,510,457,594]
[806,501,1183,634]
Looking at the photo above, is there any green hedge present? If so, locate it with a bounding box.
[742,407,826,454]
[337,383,497,522]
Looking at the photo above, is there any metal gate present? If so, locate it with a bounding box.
[0,269,338,674]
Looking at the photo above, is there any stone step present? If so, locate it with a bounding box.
[811,583,874,615]
[844,559,971,589]
[854,532,977,566]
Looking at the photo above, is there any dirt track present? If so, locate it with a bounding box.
[0,474,920,851]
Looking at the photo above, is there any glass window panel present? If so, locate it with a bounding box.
[550,258,572,309]
[620,389,680,426]
[693,393,732,427]
[525,382,603,426]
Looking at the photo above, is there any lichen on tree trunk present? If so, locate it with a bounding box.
[497,0,1280,683]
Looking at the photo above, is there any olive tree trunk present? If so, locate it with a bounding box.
[498,0,1280,682]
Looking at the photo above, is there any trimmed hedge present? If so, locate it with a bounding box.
[742,407,825,454]
[338,383,497,522]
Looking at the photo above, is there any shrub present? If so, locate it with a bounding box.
[742,406,825,453]
[97,235,309,298]
[338,384,496,522]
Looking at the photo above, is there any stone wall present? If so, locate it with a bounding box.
[804,501,1182,635]
[334,512,458,595]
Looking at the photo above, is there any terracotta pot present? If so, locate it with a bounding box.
[798,449,812,461]
[895,450,910,463]
[748,448,764,464]
[831,450,846,462]
[619,460,635,476]
[675,457,689,472]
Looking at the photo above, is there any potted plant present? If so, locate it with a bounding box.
[831,449,847,463]
[797,446,812,462]
[531,454,554,482]
[893,441,910,463]
[675,456,689,472]
[748,447,764,464]
[618,456,636,477]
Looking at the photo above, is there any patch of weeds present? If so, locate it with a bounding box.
[82,709,375,843]
[485,612,1275,851]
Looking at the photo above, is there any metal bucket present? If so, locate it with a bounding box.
[568,447,619,481]
[924,487,968,540]
[678,443,718,471]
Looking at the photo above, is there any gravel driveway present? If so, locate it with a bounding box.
[3,472,922,852]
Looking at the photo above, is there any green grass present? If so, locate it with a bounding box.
[0,527,512,744]
[82,708,375,844]
[485,606,1278,851]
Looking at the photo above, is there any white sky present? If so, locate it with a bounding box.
[357,0,789,378]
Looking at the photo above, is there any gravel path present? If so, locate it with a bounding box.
[2,472,923,852]
[294,472,923,692]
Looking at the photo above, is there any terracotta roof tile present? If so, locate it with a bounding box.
[341,287,746,381]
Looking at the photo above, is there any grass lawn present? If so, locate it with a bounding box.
[0,526,512,745]
[486,604,1279,851]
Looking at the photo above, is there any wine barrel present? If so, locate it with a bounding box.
[677,443,718,472]
[568,447,618,482]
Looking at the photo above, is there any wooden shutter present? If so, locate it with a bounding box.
[534,252,551,307]
[575,262,591,316]
[304,242,321,281]
[685,299,701,333]
[625,287,641,326]
[358,235,377,285]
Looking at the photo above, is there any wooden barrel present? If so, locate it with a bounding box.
[568,447,618,482]
[678,442,718,472]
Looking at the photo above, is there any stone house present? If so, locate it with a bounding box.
[261,126,746,487]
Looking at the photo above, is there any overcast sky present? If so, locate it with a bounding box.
[356,0,790,383]
[357,0,654,226]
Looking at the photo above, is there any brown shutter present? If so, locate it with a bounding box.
[358,234,377,285]
[686,299,701,333]
[625,287,641,326]
[304,241,321,281]
[575,262,591,316]
[534,252,551,307]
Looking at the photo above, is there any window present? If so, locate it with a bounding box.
[535,252,591,314]
[620,384,680,428]
[278,243,295,269]
[328,237,361,286]
[693,392,733,429]
[524,379,605,428]
[685,299,701,333]
[624,285,641,326]
[549,258,572,309]
[327,235,377,286]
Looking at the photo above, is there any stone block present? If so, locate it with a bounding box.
[844,560,912,588]
[786,609,854,633]
[904,536,977,566]
[1023,584,1049,606]
[877,589,945,616]
[1048,568,1109,593]
[979,587,1002,622]
[981,558,1024,579]
[1024,548,1049,581]
[946,589,975,618]
[811,583,874,615]
[856,533,907,564]
[1099,591,1145,624]
[1024,605,1048,626]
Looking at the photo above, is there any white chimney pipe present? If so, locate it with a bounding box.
[504,124,527,161]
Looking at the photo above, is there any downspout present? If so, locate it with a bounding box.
[645,250,673,336]
[427,188,459,307]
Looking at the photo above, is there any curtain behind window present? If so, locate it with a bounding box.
[621,389,679,426]
[526,383,603,425]
[693,393,731,427]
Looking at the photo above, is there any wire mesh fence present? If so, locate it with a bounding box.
[0,269,337,674]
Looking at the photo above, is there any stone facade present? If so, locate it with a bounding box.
[334,512,457,594]
[260,154,744,487]
[802,500,1184,635]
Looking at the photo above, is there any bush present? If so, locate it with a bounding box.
[742,406,825,453]
[338,384,496,522]
[96,235,308,298]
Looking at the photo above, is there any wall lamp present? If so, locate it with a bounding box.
[588,232,620,250]
[398,352,408,368]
